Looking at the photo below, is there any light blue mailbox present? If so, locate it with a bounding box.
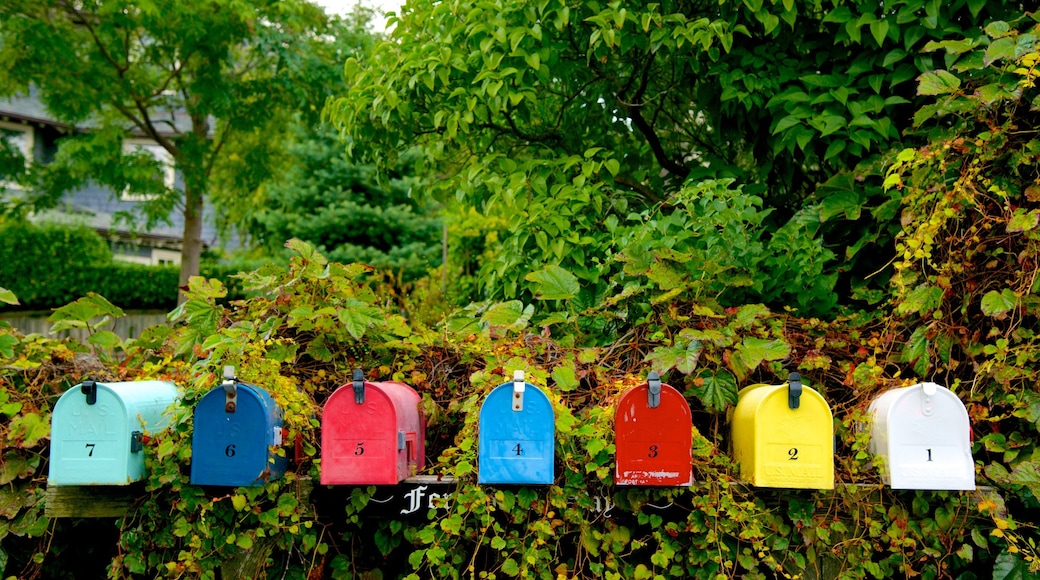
[478,370,555,485]
[48,379,179,486]
[191,366,287,487]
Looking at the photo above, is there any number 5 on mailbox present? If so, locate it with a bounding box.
[478,371,555,485]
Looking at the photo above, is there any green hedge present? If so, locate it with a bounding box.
[0,220,247,310]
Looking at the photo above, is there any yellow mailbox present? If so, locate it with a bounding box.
[730,372,834,489]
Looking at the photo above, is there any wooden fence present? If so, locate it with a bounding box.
[0,310,170,342]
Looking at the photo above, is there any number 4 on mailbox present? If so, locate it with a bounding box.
[478,371,555,485]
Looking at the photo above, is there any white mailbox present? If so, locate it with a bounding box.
[867,382,974,490]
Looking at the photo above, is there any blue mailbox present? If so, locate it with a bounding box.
[191,367,287,487]
[48,379,179,486]
[478,370,555,485]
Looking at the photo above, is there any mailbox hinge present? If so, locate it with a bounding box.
[787,372,802,410]
[921,381,938,416]
[223,365,238,413]
[353,369,366,404]
[512,370,526,412]
[81,380,97,405]
[647,371,662,409]
[130,430,143,453]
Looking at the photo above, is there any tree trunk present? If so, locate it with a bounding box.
[179,182,204,303]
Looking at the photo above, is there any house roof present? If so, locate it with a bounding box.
[0,93,65,128]
[31,202,198,250]
[0,90,197,135]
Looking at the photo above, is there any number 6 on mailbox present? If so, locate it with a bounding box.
[478,371,555,485]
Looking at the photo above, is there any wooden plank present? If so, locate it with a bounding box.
[45,484,146,518]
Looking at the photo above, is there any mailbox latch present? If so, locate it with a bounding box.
[787,372,802,410]
[647,371,662,409]
[130,430,143,453]
[223,365,238,413]
[921,381,937,417]
[512,370,526,412]
[353,369,366,405]
[81,380,97,406]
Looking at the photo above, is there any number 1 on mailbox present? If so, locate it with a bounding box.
[478,371,555,485]
[615,372,693,486]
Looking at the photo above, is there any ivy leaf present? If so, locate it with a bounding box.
[692,370,738,412]
[993,550,1031,580]
[1007,208,1040,233]
[87,330,123,351]
[984,36,1016,66]
[644,340,702,375]
[917,70,961,95]
[900,326,930,376]
[0,286,18,305]
[981,289,1018,318]
[1008,458,1040,501]
[729,337,790,379]
[338,304,380,341]
[525,264,580,300]
[231,494,247,511]
[0,334,17,359]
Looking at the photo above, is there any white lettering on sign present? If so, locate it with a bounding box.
[398,485,454,515]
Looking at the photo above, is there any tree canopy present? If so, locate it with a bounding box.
[329,0,1027,313]
[0,0,353,292]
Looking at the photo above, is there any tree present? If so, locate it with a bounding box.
[329,0,1024,311]
[247,123,442,281]
[0,0,347,296]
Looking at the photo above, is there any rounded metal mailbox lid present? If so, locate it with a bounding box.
[867,383,974,490]
[731,381,834,490]
[48,380,179,486]
[614,381,693,486]
[477,380,555,485]
[320,380,424,485]
[190,383,287,487]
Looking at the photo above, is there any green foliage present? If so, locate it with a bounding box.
[0,0,355,288]
[248,125,441,281]
[0,220,248,310]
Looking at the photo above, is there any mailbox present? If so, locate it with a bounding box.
[867,382,975,490]
[730,372,834,489]
[321,370,425,485]
[478,370,555,485]
[48,380,179,486]
[190,366,287,487]
[615,372,693,486]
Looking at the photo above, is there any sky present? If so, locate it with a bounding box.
[313,0,401,32]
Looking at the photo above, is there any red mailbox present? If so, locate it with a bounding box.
[321,370,425,485]
[614,372,693,486]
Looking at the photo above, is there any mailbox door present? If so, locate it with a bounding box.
[732,385,834,490]
[615,383,692,486]
[321,384,398,485]
[875,386,975,490]
[49,385,130,485]
[478,383,555,484]
[191,385,279,487]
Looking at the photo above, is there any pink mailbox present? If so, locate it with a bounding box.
[320,370,425,485]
